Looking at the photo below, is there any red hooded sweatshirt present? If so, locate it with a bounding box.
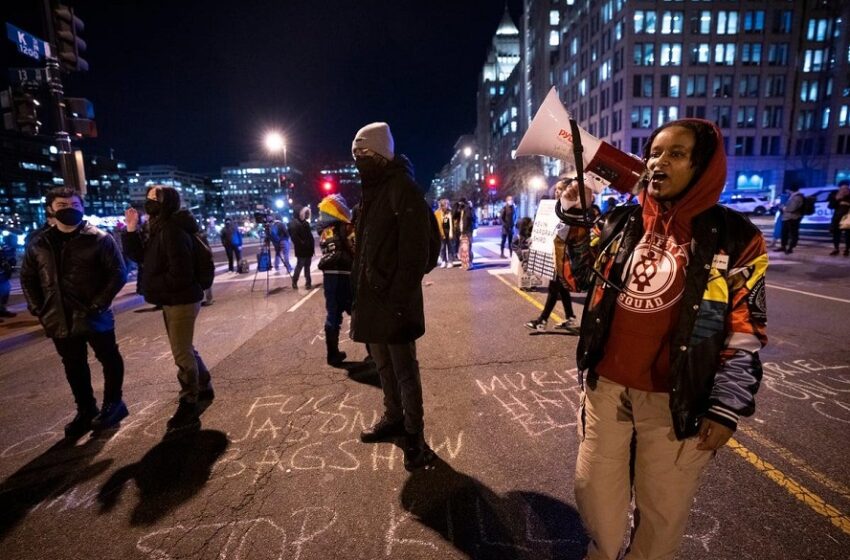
[595,120,727,392]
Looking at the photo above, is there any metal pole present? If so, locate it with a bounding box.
[40,0,79,193]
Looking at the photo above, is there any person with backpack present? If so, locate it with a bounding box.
[220,217,243,272]
[20,187,128,438]
[124,185,214,434]
[317,194,356,366]
[269,216,293,274]
[349,122,435,470]
[574,119,768,560]
[524,178,591,332]
[828,180,850,256]
[776,183,805,254]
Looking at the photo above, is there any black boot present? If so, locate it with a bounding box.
[65,406,99,439]
[325,327,347,366]
[403,431,436,471]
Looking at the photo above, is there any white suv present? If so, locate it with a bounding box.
[723,196,770,215]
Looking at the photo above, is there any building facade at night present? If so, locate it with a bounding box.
[441,0,850,205]
[220,162,301,221]
[127,165,209,217]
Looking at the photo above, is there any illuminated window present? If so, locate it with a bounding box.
[741,43,762,66]
[549,30,560,46]
[716,11,738,35]
[550,10,560,26]
[822,108,831,129]
[800,80,819,102]
[661,11,682,34]
[743,11,765,33]
[691,43,710,65]
[802,49,828,72]
[713,106,731,128]
[697,11,711,34]
[686,75,707,97]
[634,11,656,34]
[657,106,678,126]
[839,106,849,128]
[631,106,653,129]
[660,43,681,66]
[736,106,757,128]
[714,44,736,66]
[806,18,833,42]
[634,43,655,66]
[661,75,680,98]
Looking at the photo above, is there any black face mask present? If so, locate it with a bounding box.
[55,208,83,227]
[355,156,384,183]
[144,200,161,216]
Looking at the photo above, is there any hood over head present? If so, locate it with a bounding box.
[639,118,726,236]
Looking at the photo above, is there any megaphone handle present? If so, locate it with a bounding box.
[569,119,589,216]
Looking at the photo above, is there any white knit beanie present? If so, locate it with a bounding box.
[351,122,395,161]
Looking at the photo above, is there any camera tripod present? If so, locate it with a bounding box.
[251,236,292,296]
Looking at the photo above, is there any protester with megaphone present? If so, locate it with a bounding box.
[571,119,768,559]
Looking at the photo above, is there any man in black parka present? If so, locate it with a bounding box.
[21,187,128,438]
[349,122,435,470]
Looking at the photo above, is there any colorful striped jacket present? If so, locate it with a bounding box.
[577,204,768,439]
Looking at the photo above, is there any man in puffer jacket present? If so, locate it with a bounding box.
[349,122,435,471]
[574,119,768,560]
[317,194,355,366]
[124,185,213,434]
[21,187,128,438]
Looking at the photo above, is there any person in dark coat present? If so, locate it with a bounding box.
[124,185,213,434]
[828,180,850,256]
[20,187,128,438]
[287,206,315,289]
[349,122,435,470]
[220,217,243,272]
[499,195,517,258]
[269,216,293,273]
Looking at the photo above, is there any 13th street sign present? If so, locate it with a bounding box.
[8,68,46,89]
[5,22,51,61]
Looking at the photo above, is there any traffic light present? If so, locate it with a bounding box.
[486,175,499,189]
[52,2,89,72]
[1,88,41,135]
[64,97,96,138]
[322,180,334,193]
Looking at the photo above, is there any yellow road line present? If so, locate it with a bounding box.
[491,273,565,324]
[727,438,850,535]
[738,425,850,501]
[494,269,850,535]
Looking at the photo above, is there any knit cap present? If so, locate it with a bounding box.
[351,122,395,161]
[318,194,352,224]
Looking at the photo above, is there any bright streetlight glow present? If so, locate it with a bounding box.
[264,131,285,153]
[463,146,473,157]
[274,198,284,209]
[529,176,546,190]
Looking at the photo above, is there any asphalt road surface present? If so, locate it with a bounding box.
[0,227,848,560]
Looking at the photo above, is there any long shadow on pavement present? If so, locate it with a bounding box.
[0,435,113,541]
[401,457,587,559]
[97,429,228,526]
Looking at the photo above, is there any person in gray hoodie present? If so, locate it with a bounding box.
[777,183,805,254]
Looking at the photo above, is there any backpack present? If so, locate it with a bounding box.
[802,195,816,216]
[425,208,441,274]
[192,233,215,289]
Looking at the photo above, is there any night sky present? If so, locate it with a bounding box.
[3,1,523,185]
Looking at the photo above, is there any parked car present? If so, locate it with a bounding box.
[799,187,837,229]
[722,196,771,215]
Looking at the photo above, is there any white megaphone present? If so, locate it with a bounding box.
[515,87,646,195]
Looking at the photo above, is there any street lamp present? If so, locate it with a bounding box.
[264,131,287,166]
[463,146,473,158]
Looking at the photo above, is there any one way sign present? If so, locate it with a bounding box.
[5,22,51,61]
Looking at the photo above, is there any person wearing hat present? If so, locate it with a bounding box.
[317,194,356,366]
[349,122,436,471]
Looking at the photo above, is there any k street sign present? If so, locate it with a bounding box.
[5,22,51,61]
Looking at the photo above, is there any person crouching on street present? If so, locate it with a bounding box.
[317,194,355,366]
[349,122,436,470]
[21,187,128,438]
[123,185,213,434]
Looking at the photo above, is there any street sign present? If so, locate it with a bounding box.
[5,23,51,60]
[8,68,46,89]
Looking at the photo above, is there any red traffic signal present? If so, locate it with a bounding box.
[322,180,334,192]
[486,175,498,188]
